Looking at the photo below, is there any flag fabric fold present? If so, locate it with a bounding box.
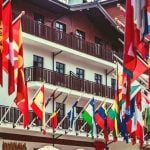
[31,85,45,120]
[50,111,58,129]
[67,100,78,129]
[14,17,29,128]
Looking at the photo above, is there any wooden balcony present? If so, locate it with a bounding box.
[20,15,123,62]
[25,67,115,99]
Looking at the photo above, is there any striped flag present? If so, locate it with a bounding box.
[67,100,78,129]
[31,85,45,120]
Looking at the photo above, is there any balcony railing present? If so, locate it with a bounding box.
[20,15,123,62]
[0,105,102,133]
[25,67,115,99]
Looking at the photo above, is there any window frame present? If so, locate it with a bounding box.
[95,73,102,84]
[56,62,65,74]
[76,68,85,79]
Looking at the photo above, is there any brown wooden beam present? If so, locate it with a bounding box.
[0,132,95,147]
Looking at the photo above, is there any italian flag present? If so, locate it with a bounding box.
[81,98,96,137]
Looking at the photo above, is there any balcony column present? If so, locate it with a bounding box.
[52,51,63,71]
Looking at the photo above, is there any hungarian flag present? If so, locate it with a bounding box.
[3,1,14,95]
[31,85,45,120]
[50,112,58,129]
[0,0,2,86]
[14,17,29,128]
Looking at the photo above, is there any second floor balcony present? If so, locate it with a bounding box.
[25,67,115,99]
[20,15,123,63]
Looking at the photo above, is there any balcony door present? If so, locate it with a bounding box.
[75,30,85,50]
[55,21,66,41]
[34,13,44,36]
[33,55,44,81]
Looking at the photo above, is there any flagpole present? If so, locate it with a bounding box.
[12,11,25,25]
[2,0,11,7]
[55,95,82,131]
[46,91,71,128]
[80,100,104,132]
[0,101,14,124]
[13,113,23,127]
[73,98,92,131]
[117,3,126,13]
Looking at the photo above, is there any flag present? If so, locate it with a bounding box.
[124,0,146,78]
[31,85,45,120]
[50,112,58,129]
[95,103,106,129]
[95,102,108,141]
[14,17,29,128]
[0,0,2,86]
[3,1,14,95]
[81,98,96,137]
[131,57,148,83]
[67,100,78,129]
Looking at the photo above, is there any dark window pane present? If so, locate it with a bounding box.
[34,13,44,23]
[75,30,85,39]
[55,21,66,32]
[76,68,84,79]
[56,62,65,74]
[95,73,102,84]
[33,55,43,68]
[111,78,116,90]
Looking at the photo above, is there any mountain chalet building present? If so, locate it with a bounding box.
[0,0,149,150]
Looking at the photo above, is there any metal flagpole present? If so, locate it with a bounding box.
[2,0,10,7]
[80,100,104,132]
[13,113,23,127]
[55,95,82,131]
[45,91,71,127]
[73,98,92,131]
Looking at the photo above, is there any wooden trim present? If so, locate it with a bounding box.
[0,132,95,147]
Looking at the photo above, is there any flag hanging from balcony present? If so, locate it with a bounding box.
[3,1,14,95]
[81,98,96,138]
[14,17,29,128]
[31,85,45,120]
[67,100,78,129]
[0,0,2,87]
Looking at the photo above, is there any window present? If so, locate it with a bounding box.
[75,30,85,49]
[34,13,44,36]
[33,55,43,68]
[111,78,116,90]
[95,73,102,84]
[34,13,44,23]
[55,21,66,40]
[55,21,66,32]
[56,62,65,74]
[75,30,85,39]
[76,68,84,79]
